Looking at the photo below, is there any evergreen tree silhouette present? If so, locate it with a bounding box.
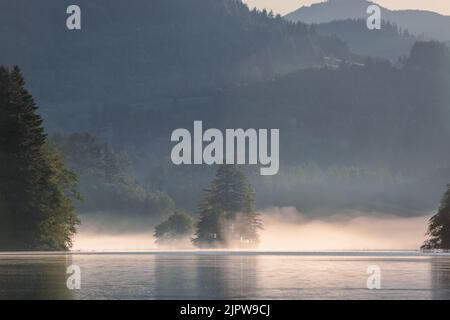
[422,184,450,250]
[193,165,262,248]
[0,66,79,250]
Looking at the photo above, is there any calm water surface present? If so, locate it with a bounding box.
[1,252,450,300]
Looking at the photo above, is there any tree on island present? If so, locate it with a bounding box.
[193,165,262,248]
[0,66,80,251]
[422,184,450,250]
[154,209,194,245]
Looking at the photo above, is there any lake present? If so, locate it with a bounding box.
[1,251,450,300]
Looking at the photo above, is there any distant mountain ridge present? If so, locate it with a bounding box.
[285,0,450,42]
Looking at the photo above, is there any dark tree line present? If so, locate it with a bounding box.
[0,66,79,251]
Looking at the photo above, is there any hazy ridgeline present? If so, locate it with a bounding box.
[286,0,450,42]
[1,0,450,240]
[314,19,419,60]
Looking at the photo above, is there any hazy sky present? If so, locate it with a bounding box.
[243,0,450,16]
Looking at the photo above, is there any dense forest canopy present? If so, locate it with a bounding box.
[0,0,349,133]
[54,133,175,231]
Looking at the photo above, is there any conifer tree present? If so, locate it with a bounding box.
[0,66,79,250]
[154,209,194,245]
[193,165,262,248]
[422,184,450,250]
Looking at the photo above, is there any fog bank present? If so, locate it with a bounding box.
[259,207,430,251]
[72,207,431,251]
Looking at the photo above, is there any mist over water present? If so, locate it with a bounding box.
[73,207,430,251]
[259,207,429,251]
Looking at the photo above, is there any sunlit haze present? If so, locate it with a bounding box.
[73,208,429,251]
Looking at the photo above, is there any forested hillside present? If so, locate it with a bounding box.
[54,133,175,231]
[0,0,349,133]
[2,0,450,222]
[314,19,418,60]
[138,42,450,214]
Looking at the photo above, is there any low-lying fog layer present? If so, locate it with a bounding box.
[72,207,430,251]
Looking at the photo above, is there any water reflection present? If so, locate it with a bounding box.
[431,256,450,300]
[1,253,450,299]
[153,255,257,299]
[0,254,74,300]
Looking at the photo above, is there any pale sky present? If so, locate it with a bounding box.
[242,0,450,16]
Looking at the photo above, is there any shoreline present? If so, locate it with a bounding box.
[1,250,450,257]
